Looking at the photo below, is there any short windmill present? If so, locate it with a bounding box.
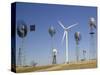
[48,26,56,64]
[17,20,28,66]
[74,32,81,62]
[52,48,57,64]
[83,50,86,61]
[58,21,78,63]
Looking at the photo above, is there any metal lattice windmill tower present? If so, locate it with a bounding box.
[17,20,28,66]
[48,26,56,64]
[89,17,96,60]
[58,21,78,63]
[74,32,81,62]
[83,50,86,61]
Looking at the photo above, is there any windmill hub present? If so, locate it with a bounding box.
[48,26,56,37]
[17,20,28,38]
[64,28,68,31]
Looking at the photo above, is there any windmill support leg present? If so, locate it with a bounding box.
[21,38,26,67]
[18,48,22,66]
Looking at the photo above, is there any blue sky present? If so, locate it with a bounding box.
[15,2,97,66]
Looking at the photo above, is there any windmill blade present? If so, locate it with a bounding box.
[67,23,78,29]
[62,31,66,43]
[58,21,66,29]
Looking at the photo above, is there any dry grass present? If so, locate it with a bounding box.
[16,60,97,73]
[16,65,57,73]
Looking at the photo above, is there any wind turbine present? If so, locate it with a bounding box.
[58,21,78,63]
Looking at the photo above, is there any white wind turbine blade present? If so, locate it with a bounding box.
[58,21,66,29]
[62,31,66,43]
[67,23,78,29]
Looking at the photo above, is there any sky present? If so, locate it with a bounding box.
[15,2,97,66]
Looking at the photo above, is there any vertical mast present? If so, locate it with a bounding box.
[65,31,69,63]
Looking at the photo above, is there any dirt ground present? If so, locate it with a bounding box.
[16,60,97,73]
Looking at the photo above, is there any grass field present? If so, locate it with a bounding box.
[16,60,97,73]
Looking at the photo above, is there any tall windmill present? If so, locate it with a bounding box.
[89,17,96,60]
[48,26,56,64]
[17,20,28,66]
[74,32,81,62]
[58,21,78,63]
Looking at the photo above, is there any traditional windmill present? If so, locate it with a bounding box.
[48,26,57,64]
[89,17,96,60]
[74,32,81,62]
[17,20,28,66]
